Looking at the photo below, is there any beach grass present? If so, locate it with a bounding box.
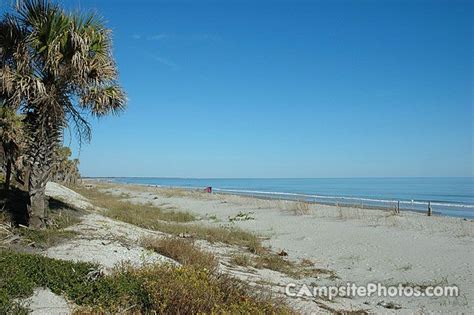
[72,184,264,251]
[72,186,196,223]
[230,251,337,279]
[141,236,218,272]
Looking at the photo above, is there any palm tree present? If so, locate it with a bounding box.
[0,0,126,228]
[51,145,81,186]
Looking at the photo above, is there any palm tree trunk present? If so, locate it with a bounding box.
[4,158,12,191]
[28,145,55,228]
[26,115,59,229]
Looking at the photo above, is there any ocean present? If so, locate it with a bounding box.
[100,177,474,219]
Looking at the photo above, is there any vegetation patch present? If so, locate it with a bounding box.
[73,186,196,223]
[128,218,262,251]
[15,228,77,249]
[141,237,218,272]
[0,250,291,314]
[228,211,255,222]
[73,186,263,251]
[256,254,337,279]
[232,252,336,280]
[290,201,311,215]
[230,253,253,267]
[1,197,82,249]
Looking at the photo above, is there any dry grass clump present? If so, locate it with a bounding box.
[277,200,312,215]
[141,237,218,272]
[254,253,294,274]
[73,186,196,223]
[256,254,336,279]
[0,212,14,245]
[230,253,252,267]
[292,201,311,215]
[231,251,336,280]
[146,222,263,251]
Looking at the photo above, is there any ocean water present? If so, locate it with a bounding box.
[102,177,474,219]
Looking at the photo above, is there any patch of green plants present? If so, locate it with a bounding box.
[0,206,81,250]
[205,213,219,221]
[0,250,292,314]
[16,228,77,248]
[228,211,255,222]
[15,210,80,248]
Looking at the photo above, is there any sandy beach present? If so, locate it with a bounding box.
[51,179,470,314]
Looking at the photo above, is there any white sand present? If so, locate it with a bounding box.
[92,181,473,314]
[36,180,473,313]
[20,288,70,315]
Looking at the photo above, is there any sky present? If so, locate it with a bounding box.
[5,0,473,178]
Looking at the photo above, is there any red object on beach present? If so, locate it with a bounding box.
[205,186,212,193]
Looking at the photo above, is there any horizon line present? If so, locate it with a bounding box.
[83,176,474,179]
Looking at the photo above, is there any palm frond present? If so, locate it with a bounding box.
[80,83,126,116]
[2,0,126,145]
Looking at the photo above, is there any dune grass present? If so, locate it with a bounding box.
[73,185,264,252]
[73,184,337,279]
[231,252,337,280]
[0,250,292,314]
[114,216,263,252]
[73,186,196,223]
[141,236,218,272]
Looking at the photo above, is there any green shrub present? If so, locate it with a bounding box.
[0,250,292,314]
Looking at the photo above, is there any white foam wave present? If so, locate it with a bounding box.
[213,188,474,209]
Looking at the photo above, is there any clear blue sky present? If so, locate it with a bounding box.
[26,1,474,177]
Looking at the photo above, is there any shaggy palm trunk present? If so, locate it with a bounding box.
[2,143,13,192]
[26,114,60,229]
[4,158,11,191]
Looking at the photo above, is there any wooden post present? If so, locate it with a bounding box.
[397,201,400,214]
[427,201,432,216]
